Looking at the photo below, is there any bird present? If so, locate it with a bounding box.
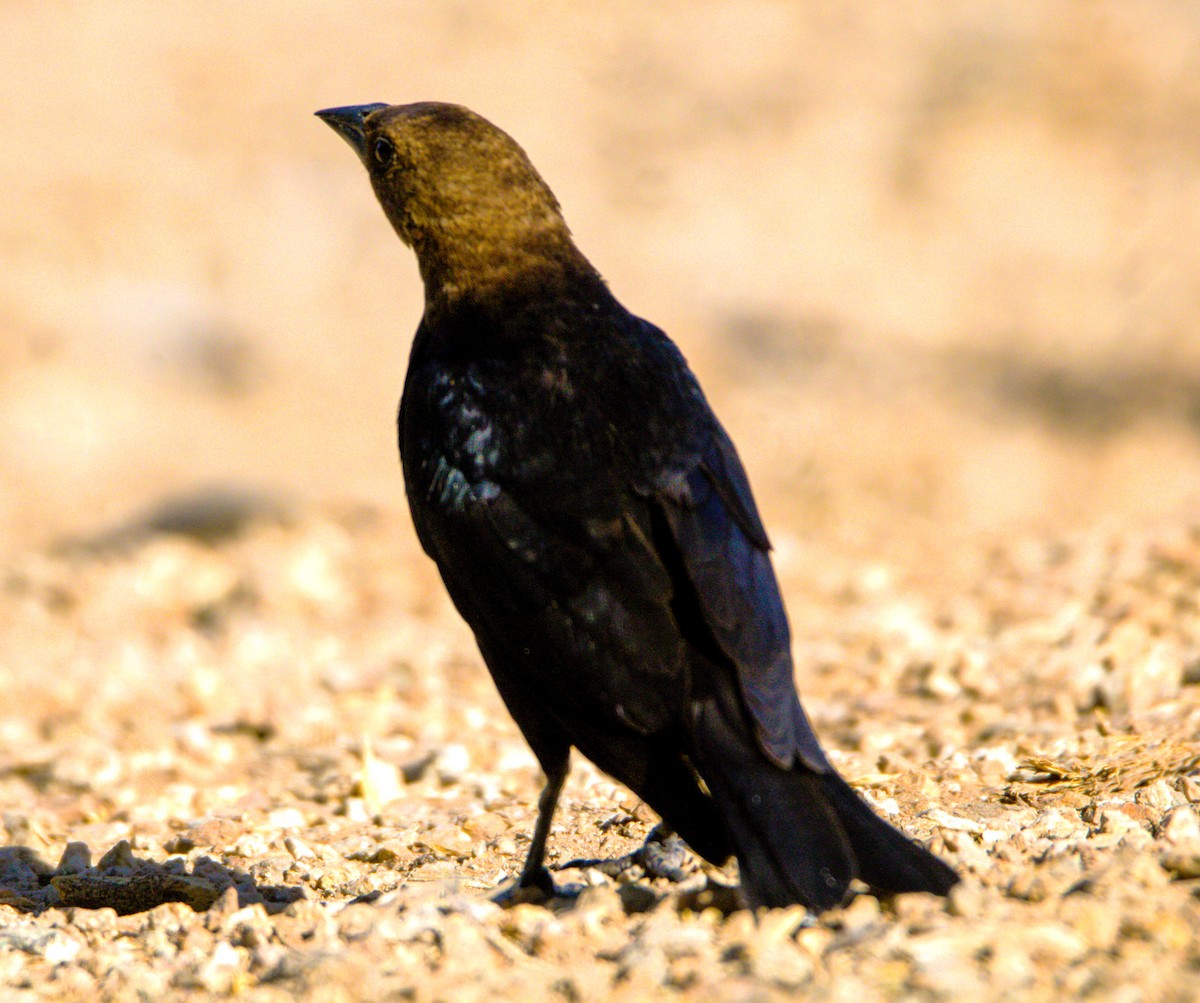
[316,101,958,912]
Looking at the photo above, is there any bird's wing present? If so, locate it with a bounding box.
[406,438,690,737]
[653,425,831,773]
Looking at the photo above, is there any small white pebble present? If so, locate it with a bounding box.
[268,807,307,830]
[1137,779,1182,812]
[226,833,270,858]
[1159,806,1200,845]
[436,743,471,784]
[1031,808,1080,839]
[41,932,83,966]
[285,836,316,860]
[924,809,984,834]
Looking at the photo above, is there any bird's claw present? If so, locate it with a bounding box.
[637,826,695,882]
[491,866,557,907]
[560,824,696,883]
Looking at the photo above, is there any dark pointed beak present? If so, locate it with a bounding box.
[315,103,389,164]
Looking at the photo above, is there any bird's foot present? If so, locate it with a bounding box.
[560,824,697,883]
[491,866,557,907]
[637,825,695,882]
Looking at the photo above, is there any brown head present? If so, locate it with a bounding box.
[316,102,597,315]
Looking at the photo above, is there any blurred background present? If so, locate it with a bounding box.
[2,0,1200,561]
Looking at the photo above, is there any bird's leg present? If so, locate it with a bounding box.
[518,763,567,888]
[493,754,568,906]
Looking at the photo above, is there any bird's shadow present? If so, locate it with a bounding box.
[0,840,305,917]
[0,836,745,922]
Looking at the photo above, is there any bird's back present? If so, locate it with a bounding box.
[398,294,710,736]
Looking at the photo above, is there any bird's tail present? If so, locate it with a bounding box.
[690,697,958,912]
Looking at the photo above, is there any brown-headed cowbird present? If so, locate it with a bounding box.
[316,101,958,911]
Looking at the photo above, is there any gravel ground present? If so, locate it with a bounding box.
[4,4,1200,1000]
[2,501,1199,1001]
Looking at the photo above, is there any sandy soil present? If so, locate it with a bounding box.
[3,3,1200,1000]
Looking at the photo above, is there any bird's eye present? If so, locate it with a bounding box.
[372,136,395,168]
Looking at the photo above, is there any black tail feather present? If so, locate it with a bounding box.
[818,770,959,898]
[689,695,958,911]
[702,760,858,910]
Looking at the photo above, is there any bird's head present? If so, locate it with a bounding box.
[316,102,583,308]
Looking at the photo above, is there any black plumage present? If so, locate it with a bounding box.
[316,101,958,911]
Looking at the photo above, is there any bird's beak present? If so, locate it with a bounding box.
[315,103,389,165]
